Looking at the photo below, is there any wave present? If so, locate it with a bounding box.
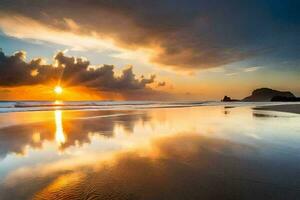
[0,101,212,113]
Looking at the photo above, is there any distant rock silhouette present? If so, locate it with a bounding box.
[243,88,295,102]
[221,96,239,102]
[271,96,300,102]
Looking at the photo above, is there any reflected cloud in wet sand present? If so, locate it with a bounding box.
[2,134,300,200]
[0,110,149,159]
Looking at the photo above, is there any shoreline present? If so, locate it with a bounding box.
[254,104,300,114]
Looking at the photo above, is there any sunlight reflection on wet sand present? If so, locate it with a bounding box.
[55,110,66,146]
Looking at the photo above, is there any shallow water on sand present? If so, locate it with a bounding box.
[0,105,300,199]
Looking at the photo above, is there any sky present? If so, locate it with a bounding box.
[0,0,299,100]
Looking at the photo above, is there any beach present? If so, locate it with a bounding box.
[254,103,300,114]
[0,103,300,199]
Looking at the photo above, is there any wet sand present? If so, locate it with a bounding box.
[1,106,300,199]
[254,104,300,114]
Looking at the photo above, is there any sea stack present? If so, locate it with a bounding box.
[243,88,295,102]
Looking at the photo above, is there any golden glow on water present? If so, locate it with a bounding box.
[54,100,63,105]
[55,110,66,145]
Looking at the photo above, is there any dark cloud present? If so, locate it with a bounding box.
[157,81,166,87]
[0,0,299,70]
[0,50,163,94]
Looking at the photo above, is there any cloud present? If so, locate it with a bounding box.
[224,66,262,76]
[225,72,238,76]
[0,15,121,52]
[244,66,262,72]
[0,50,166,96]
[157,81,166,87]
[0,1,298,71]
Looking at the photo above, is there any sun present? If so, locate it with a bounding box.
[54,86,63,94]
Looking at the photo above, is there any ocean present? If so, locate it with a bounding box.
[0,100,295,113]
